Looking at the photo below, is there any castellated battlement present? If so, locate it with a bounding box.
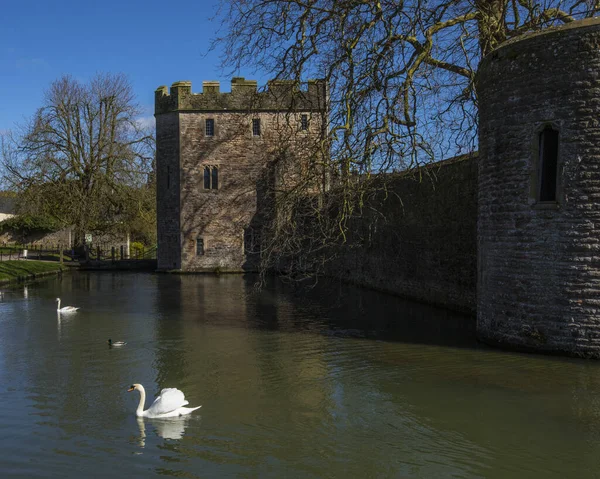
[155,77,327,115]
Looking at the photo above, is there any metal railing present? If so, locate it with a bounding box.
[0,243,72,262]
[0,242,157,262]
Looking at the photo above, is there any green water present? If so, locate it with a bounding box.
[0,272,599,478]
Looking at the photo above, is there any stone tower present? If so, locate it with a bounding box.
[477,18,600,357]
[155,77,327,272]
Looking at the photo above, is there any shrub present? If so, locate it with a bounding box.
[130,241,145,258]
[0,214,60,235]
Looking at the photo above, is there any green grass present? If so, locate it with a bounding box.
[0,260,65,282]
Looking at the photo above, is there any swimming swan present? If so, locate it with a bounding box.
[108,339,126,347]
[128,384,202,418]
[56,298,79,313]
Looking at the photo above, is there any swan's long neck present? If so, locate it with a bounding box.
[136,385,146,417]
[56,299,61,311]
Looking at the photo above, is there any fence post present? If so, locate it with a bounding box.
[60,244,63,264]
[111,246,115,262]
[120,245,124,260]
[97,245,101,261]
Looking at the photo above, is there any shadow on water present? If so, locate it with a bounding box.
[151,272,478,350]
[244,275,478,349]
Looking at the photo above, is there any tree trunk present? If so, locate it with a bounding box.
[476,0,507,55]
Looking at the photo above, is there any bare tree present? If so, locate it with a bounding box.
[214,1,599,279]
[0,73,154,247]
[217,1,596,172]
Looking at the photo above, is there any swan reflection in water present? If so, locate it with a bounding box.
[56,311,75,341]
[136,416,192,447]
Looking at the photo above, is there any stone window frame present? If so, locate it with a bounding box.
[196,236,205,256]
[203,165,220,190]
[530,121,562,210]
[205,118,215,137]
[252,118,261,137]
[300,114,309,131]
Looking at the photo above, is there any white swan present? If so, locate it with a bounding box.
[107,339,126,347]
[56,298,79,313]
[128,383,202,418]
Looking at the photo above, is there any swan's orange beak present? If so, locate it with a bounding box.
[127,386,135,392]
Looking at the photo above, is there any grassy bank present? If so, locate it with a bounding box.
[0,260,65,283]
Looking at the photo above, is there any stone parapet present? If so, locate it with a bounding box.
[155,78,327,115]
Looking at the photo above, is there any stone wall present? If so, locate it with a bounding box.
[0,228,72,246]
[326,156,478,314]
[155,79,477,311]
[0,227,129,251]
[477,18,600,357]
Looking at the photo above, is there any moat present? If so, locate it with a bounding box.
[0,272,599,477]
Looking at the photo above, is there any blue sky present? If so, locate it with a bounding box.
[0,0,266,132]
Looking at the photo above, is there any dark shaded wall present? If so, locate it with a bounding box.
[155,112,181,271]
[326,156,478,314]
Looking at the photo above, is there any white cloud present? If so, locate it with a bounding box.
[135,115,155,131]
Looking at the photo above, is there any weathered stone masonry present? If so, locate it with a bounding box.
[477,18,600,357]
[325,156,478,314]
[155,78,327,272]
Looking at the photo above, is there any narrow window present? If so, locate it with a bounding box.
[203,166,219,190]
[205,118,214,137]
[167,166,171,189]
[211,166,219,189]
[538,126,559,202]
[301,114,308,131]
[203,166,211,189]
[196,237,204,256]
[252,118,261,136]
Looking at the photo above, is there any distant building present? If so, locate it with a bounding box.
[0,194,15,222]
[154,77,328,272]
